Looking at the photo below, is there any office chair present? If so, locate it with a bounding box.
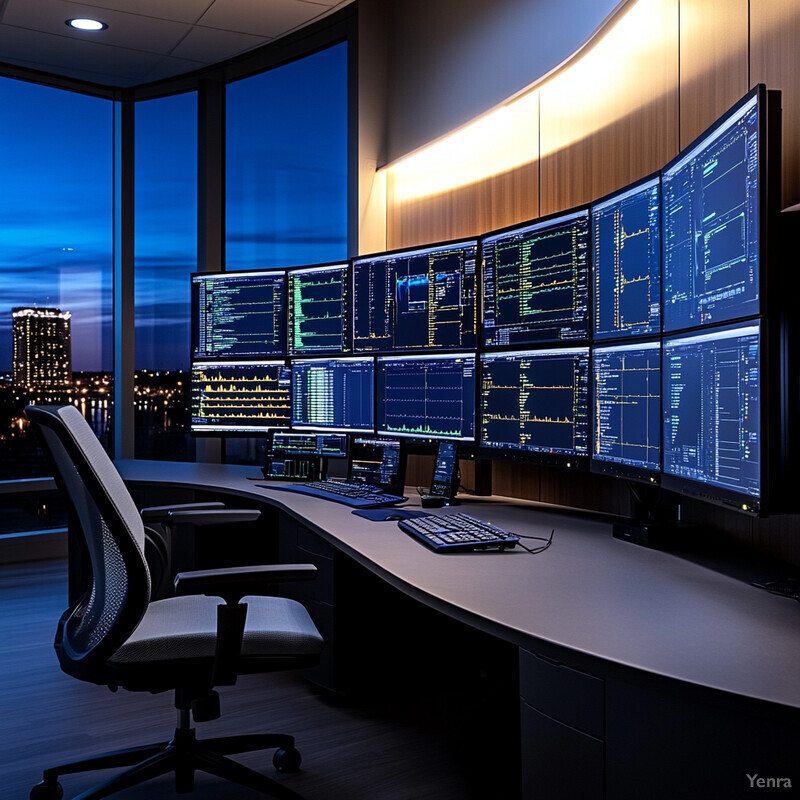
[25,404,324,800]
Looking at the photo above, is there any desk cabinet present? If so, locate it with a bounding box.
[519,648,604,799]
[278,515,338,689]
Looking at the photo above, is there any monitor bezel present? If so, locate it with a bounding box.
[660,321,766,514]
[286,260,352,356]
[351,235,480,355]
[190,269,288,360]
[477,345,591,470]
[375,352,477,442]
[660,84,774,335]
[590,338,662,485]
[480,205,591,349]
[189,358,292,436]
[290,355,376,434]
[590,172,662,342]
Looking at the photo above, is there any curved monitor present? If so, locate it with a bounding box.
[662,86,771,332]
[376,353,476,442]
[481,209,590,347]
[192,270,287,358]
[190,360,291,434]
[592,176,661,340]
[290,356,374,433]
[479,347,589,468]
[287,262,350,355]
[591,340,661,482]
[662,322,761,512]
[352,239,478,353]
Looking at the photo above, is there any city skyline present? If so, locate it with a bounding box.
[0,43,347,376]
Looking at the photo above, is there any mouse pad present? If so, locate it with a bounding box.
[352,508,431,522]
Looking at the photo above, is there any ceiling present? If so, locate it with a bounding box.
[0,0,354,88]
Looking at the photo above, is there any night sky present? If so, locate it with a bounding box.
[0,42,346,374]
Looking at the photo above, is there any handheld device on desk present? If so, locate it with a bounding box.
[420,441,460,508]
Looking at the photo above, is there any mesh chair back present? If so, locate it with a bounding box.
[26,405,151,680]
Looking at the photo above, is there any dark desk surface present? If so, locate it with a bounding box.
[117,459,800,712]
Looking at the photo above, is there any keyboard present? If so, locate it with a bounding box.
[267,480,407,508]
[398,511,519,553]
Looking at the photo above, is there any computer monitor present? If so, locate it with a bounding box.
[662,322,761,512]
[481,209,590,347]
[269,431,349,458]
[192,270,287,358]
[352,239,478,352]
[190,360,291,434]
[591,340,660,481]
[592,176,661,340]
[262,431,349,481]
[662,85,775,332]
[479,347,590,467]
[348,436,405,494]
[376,353,476,442]
[288,262,350,355]
[290,356,375,433]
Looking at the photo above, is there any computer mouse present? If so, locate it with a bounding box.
[383,512,405,521]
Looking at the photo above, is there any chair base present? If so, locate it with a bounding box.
[32,725,305,800]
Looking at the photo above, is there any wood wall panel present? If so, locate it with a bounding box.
[538,0,679,215]
[387,159,540,249]
[751,0,800,208]
[678,0,749,149]
[385,92,540,250]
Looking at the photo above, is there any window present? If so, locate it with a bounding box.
[134,92,198,461]
[0,78,113,487]
[225,42,348,271]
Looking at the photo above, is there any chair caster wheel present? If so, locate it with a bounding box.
[30,781,64,800]
[274,747,302,773]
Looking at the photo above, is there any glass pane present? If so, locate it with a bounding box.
[0,78,113,483]
[226,42,348,271]
[134,92,197,462]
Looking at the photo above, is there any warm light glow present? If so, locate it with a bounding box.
[66,18,108,32]
[539,0,671,156]
[385,0,662,202]
[388,91,539,201]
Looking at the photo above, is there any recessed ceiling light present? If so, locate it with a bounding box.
[66,18,108,32]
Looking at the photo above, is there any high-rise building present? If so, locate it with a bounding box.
[12,307,72,388]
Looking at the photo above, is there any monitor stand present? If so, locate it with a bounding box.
[612,483,694,549]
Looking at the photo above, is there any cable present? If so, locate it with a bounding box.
[514,528,555,555]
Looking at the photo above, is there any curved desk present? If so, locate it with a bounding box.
[117,460,800,799]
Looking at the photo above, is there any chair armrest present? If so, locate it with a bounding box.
[140,502,225,522]
[174,563,317,604]
[166,508,261,526]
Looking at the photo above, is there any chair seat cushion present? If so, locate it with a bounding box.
[108,594,323,665]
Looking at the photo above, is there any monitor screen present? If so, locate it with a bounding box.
[288,263,350,355]
[592,177,661,340]
[348,436,405,493]
[190,360,291,433]
[291,356,375,433]
[269,431,348,458]
[352,239,478,352]
[662,89,762,331]
[479,347,590,465]
[376,353,476,441]
[192,270,287,358]
[662,322,760,510]
[481,209,590,347]
[592,340,661,480]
